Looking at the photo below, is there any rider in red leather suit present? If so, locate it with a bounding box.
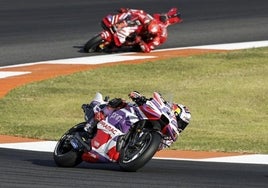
[118,8,183,52]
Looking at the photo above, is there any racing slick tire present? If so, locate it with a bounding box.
[118,131,162,172]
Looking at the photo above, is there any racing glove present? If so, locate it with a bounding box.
[129,91,147,105]
[139,41,151,53]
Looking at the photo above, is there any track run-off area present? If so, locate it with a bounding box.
[0,41,268,165]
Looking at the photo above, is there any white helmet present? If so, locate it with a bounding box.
[173,104,191,131]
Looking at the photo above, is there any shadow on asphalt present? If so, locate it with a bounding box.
[28,158,123,172]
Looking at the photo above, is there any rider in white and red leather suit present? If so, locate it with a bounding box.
[118,8,183,53]
[112,8,152,47]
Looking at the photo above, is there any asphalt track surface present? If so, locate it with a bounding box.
[0,148,267,188]
[0,1,268,187]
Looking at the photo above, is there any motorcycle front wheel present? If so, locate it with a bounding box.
[84,34,104,53]
[118,131,162,172]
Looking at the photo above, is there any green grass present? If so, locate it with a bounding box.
[0,47,267,153]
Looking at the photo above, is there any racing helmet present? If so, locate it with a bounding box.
[173,104,191,131]
[159,14,168,23]
[147,20,160,34]
[167,8,183,24]
[167,8,181,19]
[158,8,182,25]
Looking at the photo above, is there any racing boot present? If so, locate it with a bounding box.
[84,121,98,139]
[81,120,98,151]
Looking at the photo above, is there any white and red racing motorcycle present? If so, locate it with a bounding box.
[83,8,182,53]
[53,92,190,171]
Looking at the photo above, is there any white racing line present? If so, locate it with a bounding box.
[0,71,31,79]
[0,40,268,165]
[1,40,268,74]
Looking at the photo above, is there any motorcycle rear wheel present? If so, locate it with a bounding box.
[118,131,162,172]
[84,34,104,53]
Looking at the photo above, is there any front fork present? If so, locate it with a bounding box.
[100,31,113,49]
[116,120,156,152]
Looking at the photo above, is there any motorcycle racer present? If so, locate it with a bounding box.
[84,7,182,53]
[111,8,153,47]
[83,97,127,139]
[128,91,191,132]
[83,91,191,148]
[118,8,183,52]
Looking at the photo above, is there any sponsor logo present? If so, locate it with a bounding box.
[110,113,123,121]
[99,121,118,135]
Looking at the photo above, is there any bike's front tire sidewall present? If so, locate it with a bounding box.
[84,34,104,53]
[118,131,161,172]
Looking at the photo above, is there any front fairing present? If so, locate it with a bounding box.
[136,92,180,141]
[137,92,171,120]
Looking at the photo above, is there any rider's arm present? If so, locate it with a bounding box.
[117,8,129,13]
[128,9,153,25]
[128,91,148,105]
[138,34,161,53]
